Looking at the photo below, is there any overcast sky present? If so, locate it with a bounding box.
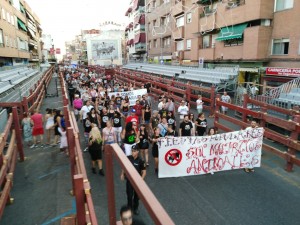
[25,0,130,56]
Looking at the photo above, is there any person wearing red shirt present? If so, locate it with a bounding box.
[132,100,143,124]
[30,109,44,148]
[126,109,139,127]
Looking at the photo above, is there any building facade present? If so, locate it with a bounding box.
[125,0,146,62]
[145,0,300,84]
[0,0,43,67]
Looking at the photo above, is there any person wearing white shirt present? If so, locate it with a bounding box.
[196,95,204,114]
[80,100,94,121]
[177,100,189,120]
[221,92,231,115]
[244,119,259,173]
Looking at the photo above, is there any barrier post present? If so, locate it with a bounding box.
[242,94,249,123]
[74,174,86,225]
[186,82,191,106]
[105,145,117,225]
[12,107,24,162]
[286,115,300,172]
[67,127,76,193]
[210,86,216,116]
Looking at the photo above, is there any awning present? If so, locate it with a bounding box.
[239,68,259,72]
[216,23,248,41]
[133,0,139,10]
[25,10,35,22]
[20,4,26,14]
[125,7,132,16]
[28,29,37,41]
[196,0,211,5]
[134,33,146,44]
[17,18,28,32]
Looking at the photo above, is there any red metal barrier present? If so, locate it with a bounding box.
[114,68,216,115]
[0,109,25,218]
[105,144,175,225]
[215,97,300,171]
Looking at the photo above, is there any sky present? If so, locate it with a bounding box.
[25,0,131,57]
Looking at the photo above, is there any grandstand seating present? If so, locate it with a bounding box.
[0,67,39,94]
[122,63,238,85]
[273,88,300,106]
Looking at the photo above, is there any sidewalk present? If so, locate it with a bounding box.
[1,75,75,225]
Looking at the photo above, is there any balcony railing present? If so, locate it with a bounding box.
[226,0,246,9]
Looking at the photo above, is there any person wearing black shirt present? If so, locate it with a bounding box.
[166,111,176,129]
[119,205,146,225]
[166,124,178,137]
[121,145,146,215]
[100,107,109,129]
[150,127,162,174]
[195,113,207,136]
[67,83,75,106]
[113,111,122,145]
[143,83,151,93]
[179,115,194,137]
[159,105,168,118]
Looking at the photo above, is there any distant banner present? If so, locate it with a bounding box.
[108,89,147,106]
[158,128,264,178]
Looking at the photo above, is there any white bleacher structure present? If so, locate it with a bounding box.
[122,63,238,86]
[0,67,41,102]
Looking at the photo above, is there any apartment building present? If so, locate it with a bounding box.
[0,0,43,67]
[125,0,146,62]
[145,0,300,85]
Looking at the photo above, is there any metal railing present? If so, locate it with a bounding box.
[105,144,175,225]
[58,72,98,225]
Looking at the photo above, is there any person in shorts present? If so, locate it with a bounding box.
[30,109,44,148]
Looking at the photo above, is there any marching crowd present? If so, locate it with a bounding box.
[21,66,247,221]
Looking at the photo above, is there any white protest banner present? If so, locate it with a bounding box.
[158,128,264,178]
[108,89,147,106]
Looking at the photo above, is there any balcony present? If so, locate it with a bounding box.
[30,53,39,61]
[171,0,184,17]
[173,26,184,40]
[196,0,219,5]
[135,43,147,52]
[199,0,274,32]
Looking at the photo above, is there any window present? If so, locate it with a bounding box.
[153,20,157,27]
[161,16,167,26]
[186,12,192,23]
[1,8,5,20]
[272,38,289,55]
[18,37,27,50]
[5,35,9,47]
[176,40,184,51]
[176,15,184,27]
[9,37,12,48]
[148,41,151,50]
[202,35,210,48]
[7,12,10,23]
[186,39,191,49]
[224,38,243,47]
[154,39,157,48]
[152,0,156,8]
[275,0,293,11]
[163,36,171,47]
[0,29,4,47]
[148,22,151,31]
[11,15,14,26]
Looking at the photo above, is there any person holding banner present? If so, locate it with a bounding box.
[121,122,140,156]
[120,145,146,215]
[138,124,149,166]
[179,115,194,137]
[244,120,259,173]
[166,124,178,137]
[150,127,162,174]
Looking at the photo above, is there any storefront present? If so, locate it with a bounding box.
[261,67,300,92]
